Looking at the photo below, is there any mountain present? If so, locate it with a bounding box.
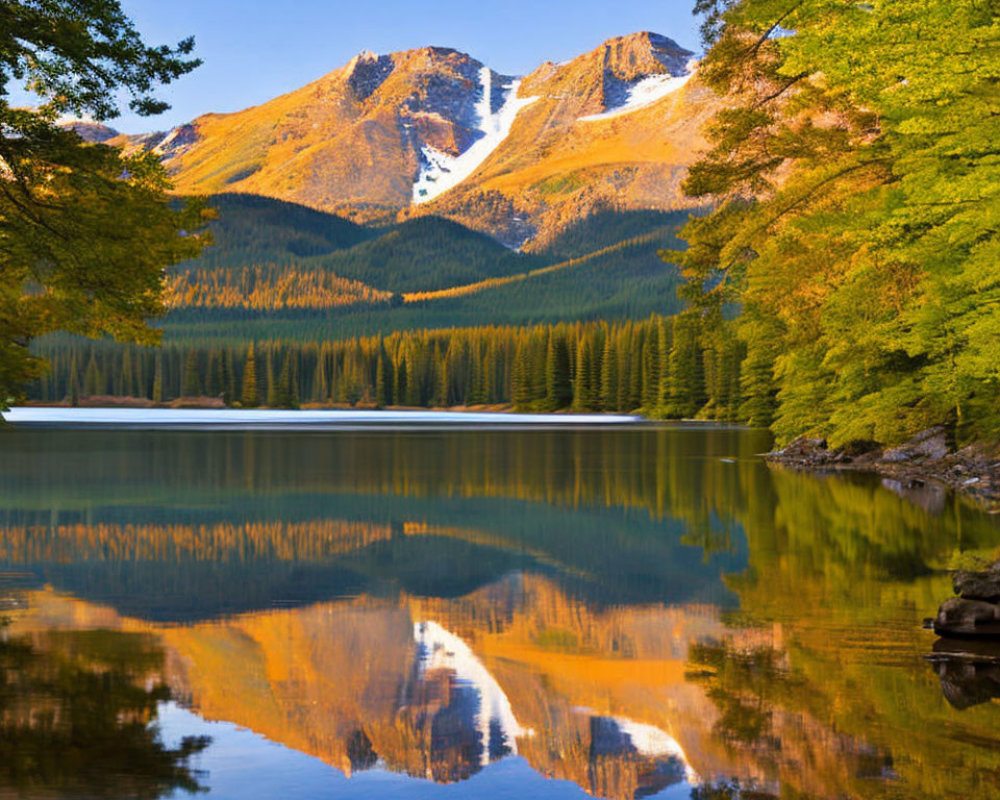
[417,32,714,250]
[115,46,522,224]
[62,120,120,142]
[116,32,711,248]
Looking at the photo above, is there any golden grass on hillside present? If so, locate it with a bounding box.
[165,266,392,311]
[401,231,666,303]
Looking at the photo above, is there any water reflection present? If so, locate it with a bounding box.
[0,615,209,798]
[0,426,998,799]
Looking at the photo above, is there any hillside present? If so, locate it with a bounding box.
[153,198,688,342]
[114,31,714,248]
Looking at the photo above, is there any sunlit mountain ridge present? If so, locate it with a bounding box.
[110,32,711,250]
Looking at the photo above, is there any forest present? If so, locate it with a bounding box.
[677,0,1000,446]
[9,0,1000,452]
[29,315,746,419]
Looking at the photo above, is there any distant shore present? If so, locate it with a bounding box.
[1,406,645,428]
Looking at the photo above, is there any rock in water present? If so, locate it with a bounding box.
[934,597,1000,637]
[954,568,1000,602]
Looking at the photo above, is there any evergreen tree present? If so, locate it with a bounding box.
[599,335,619,411]
[266,349,279,408]
[314,352,329,404]
[120,348,135,398]
[152,353,164,403]
[545,333,572,410]
[83,352,103,397]
[67,355,80,407]
[241,344,259,408]
[182,348,202,397]
[220,349,234,406]
[512,340,534,409]
[667,315,705,418]
[275,352,298,409]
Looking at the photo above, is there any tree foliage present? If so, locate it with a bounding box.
[675,0,1000,446]
[0,0,207,405]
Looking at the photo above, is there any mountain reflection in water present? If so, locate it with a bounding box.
[1,425,999,800]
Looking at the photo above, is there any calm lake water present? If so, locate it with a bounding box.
[1,422,999,799]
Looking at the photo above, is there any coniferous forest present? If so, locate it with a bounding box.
[32,315,744,419]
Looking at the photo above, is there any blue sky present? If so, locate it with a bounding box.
[74,0,702,133]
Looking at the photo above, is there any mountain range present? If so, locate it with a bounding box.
[104,31,711,250]
[46,31,718,348]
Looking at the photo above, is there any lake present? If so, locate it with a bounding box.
[1,420,999,799]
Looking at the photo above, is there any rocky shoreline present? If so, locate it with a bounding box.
[927,561,1000,708]
[765,427,1000,511]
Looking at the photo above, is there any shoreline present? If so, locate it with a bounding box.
[0,406,646,429]
[765,434,1000,512]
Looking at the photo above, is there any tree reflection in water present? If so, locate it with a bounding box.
[0,618,210,798]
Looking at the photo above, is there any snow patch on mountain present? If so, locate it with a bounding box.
[413,67,537,204]
[151,124,198,157]
[414,620,531,765]
[579,61,696,122]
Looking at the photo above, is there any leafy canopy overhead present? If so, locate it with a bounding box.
[0,0,199,120]
[0,0,207,405]
[675,0,1000,446]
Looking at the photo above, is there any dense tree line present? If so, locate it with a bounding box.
[677,0,1000,445]
[29,315,747,419]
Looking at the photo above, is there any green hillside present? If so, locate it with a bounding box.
[152,196,690,343]
[189,193,373,266]
[317,215,543,294]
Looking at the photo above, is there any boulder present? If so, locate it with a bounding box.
[933,597,1000,637]
[882,425,949,463]
[954,568,1000,602]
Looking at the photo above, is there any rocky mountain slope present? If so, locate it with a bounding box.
[113,32,713,248]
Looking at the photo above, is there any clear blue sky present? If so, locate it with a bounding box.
[91,0,701,133]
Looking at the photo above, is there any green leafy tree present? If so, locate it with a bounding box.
[0,0,207,408]
[674,0,1000,446]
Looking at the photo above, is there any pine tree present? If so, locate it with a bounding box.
[545,333,572,410]
[667,315,705,419]
[121,348,135,398]
[220,349,234,406]
[152,353,164,403]
[241,343,259,408]
[83,351,103,397]
[313,352,329,405]
[642,321,661,410]
[512,339,534,409]
[265,349,279,408]
[182,348,201,397]
[275,352,298,409]
[67,354,80,406]
[599,335,619,411]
